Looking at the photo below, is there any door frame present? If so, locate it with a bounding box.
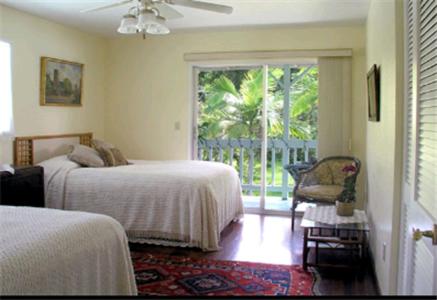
[397,0,415,293]
[187,58,317,215]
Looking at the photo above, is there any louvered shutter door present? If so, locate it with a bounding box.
[417,0,437,217]
[406,0,415,184]
[399,1,416,293]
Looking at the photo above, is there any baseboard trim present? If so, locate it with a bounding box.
[244,208,305,217]
[366,246,382,295]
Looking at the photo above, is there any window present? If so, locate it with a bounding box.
[0,41,14,138]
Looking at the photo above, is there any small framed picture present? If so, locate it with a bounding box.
[40,57,83,106]
[367,64,380,122]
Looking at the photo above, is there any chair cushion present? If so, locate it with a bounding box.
[313,163,333,185]
[296,184,344,202]
[326,159,358,185]
[301,163,332,186]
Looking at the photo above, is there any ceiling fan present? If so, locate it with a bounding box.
[81,0,233,36]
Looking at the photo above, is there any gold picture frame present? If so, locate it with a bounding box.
[367,64,380,122]
[40,57,84,106]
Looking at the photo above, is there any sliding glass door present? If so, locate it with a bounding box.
[194,63,318,214]
[264,65,318,211]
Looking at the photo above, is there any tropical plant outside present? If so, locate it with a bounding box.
[197,66,318,198]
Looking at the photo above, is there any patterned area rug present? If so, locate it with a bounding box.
[131,252,315,296]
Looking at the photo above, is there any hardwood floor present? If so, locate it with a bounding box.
[129,214,379,296]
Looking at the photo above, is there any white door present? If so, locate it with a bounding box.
[398,0,437,295]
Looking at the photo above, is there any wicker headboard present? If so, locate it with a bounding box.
[14,133,93,166]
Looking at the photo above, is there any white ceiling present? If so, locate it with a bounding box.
[0,0,370,37]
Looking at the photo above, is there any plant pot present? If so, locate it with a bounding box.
[336,201,355,216]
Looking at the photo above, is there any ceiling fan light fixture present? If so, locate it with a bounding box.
[82,0,234,37]
[146,16,170,35]
[137,10,170,35]
[117,14,138,34]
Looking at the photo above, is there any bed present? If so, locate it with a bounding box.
[0,205,137,295]
[14,133,244,251]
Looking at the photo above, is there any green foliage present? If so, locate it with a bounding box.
[198,66,318,142]
[338,165,358,203]
[290,68,318,140]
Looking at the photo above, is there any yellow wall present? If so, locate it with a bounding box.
[1,3,408,293]
[0,5,368,208]
[105,26,366,158]
[4,3,408,291]
[0,5,370,211]
[0,5,107,163]
[366,0,404,294]
[105,26,367,206]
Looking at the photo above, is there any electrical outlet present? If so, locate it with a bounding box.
[382,242,386,261]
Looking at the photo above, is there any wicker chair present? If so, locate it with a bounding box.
[290,156,361,230]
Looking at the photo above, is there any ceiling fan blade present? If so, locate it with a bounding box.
[153,2,184,19]
[80,0,134,13]
[167,0,233,14]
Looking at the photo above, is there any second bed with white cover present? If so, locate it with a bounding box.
[40,156,244,251]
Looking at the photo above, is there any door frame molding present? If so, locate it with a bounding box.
[398,0,415,294]
[187,58,317,161]
[184,49,352,62]
[187,58,316,214]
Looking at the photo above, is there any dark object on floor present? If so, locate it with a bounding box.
[0,166,44,207]
[131,252,315,296]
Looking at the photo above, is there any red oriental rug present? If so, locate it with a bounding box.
[131,252,316,296]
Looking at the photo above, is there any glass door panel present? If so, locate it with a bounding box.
[195,64,318,214]
[265,65,318,212]
[196,66,263,210]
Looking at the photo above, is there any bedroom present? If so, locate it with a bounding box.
[0,0,436,297]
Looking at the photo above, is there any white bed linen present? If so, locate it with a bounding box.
[39,156,244,251]
[0,206,137,295]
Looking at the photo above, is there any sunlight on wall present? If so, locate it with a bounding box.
[0,5,107,163]
[0,40,14,138]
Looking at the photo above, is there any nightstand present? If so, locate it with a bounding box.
[0,166,45,207]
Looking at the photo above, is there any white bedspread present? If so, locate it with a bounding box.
[0,206,137,295]
[39,156,244,251]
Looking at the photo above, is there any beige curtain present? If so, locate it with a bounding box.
[317,57,352,158]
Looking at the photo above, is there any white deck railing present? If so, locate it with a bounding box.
[198,138,317,198]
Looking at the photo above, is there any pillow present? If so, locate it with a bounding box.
[111,148,129,166]
[97,147,128,167]
[90,138,113,150]
[67,145,105,168]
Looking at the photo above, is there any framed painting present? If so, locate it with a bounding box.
[367,64,380,122]
[40,57,83,106]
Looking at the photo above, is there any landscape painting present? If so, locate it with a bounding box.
[40,57,83,106]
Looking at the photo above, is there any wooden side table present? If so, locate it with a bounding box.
[301,207,369,270]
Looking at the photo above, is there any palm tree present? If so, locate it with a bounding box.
[198,67,318,141]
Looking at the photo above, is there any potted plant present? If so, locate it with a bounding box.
[336,165,357,216]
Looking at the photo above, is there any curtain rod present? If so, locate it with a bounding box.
[184,49,353,62]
